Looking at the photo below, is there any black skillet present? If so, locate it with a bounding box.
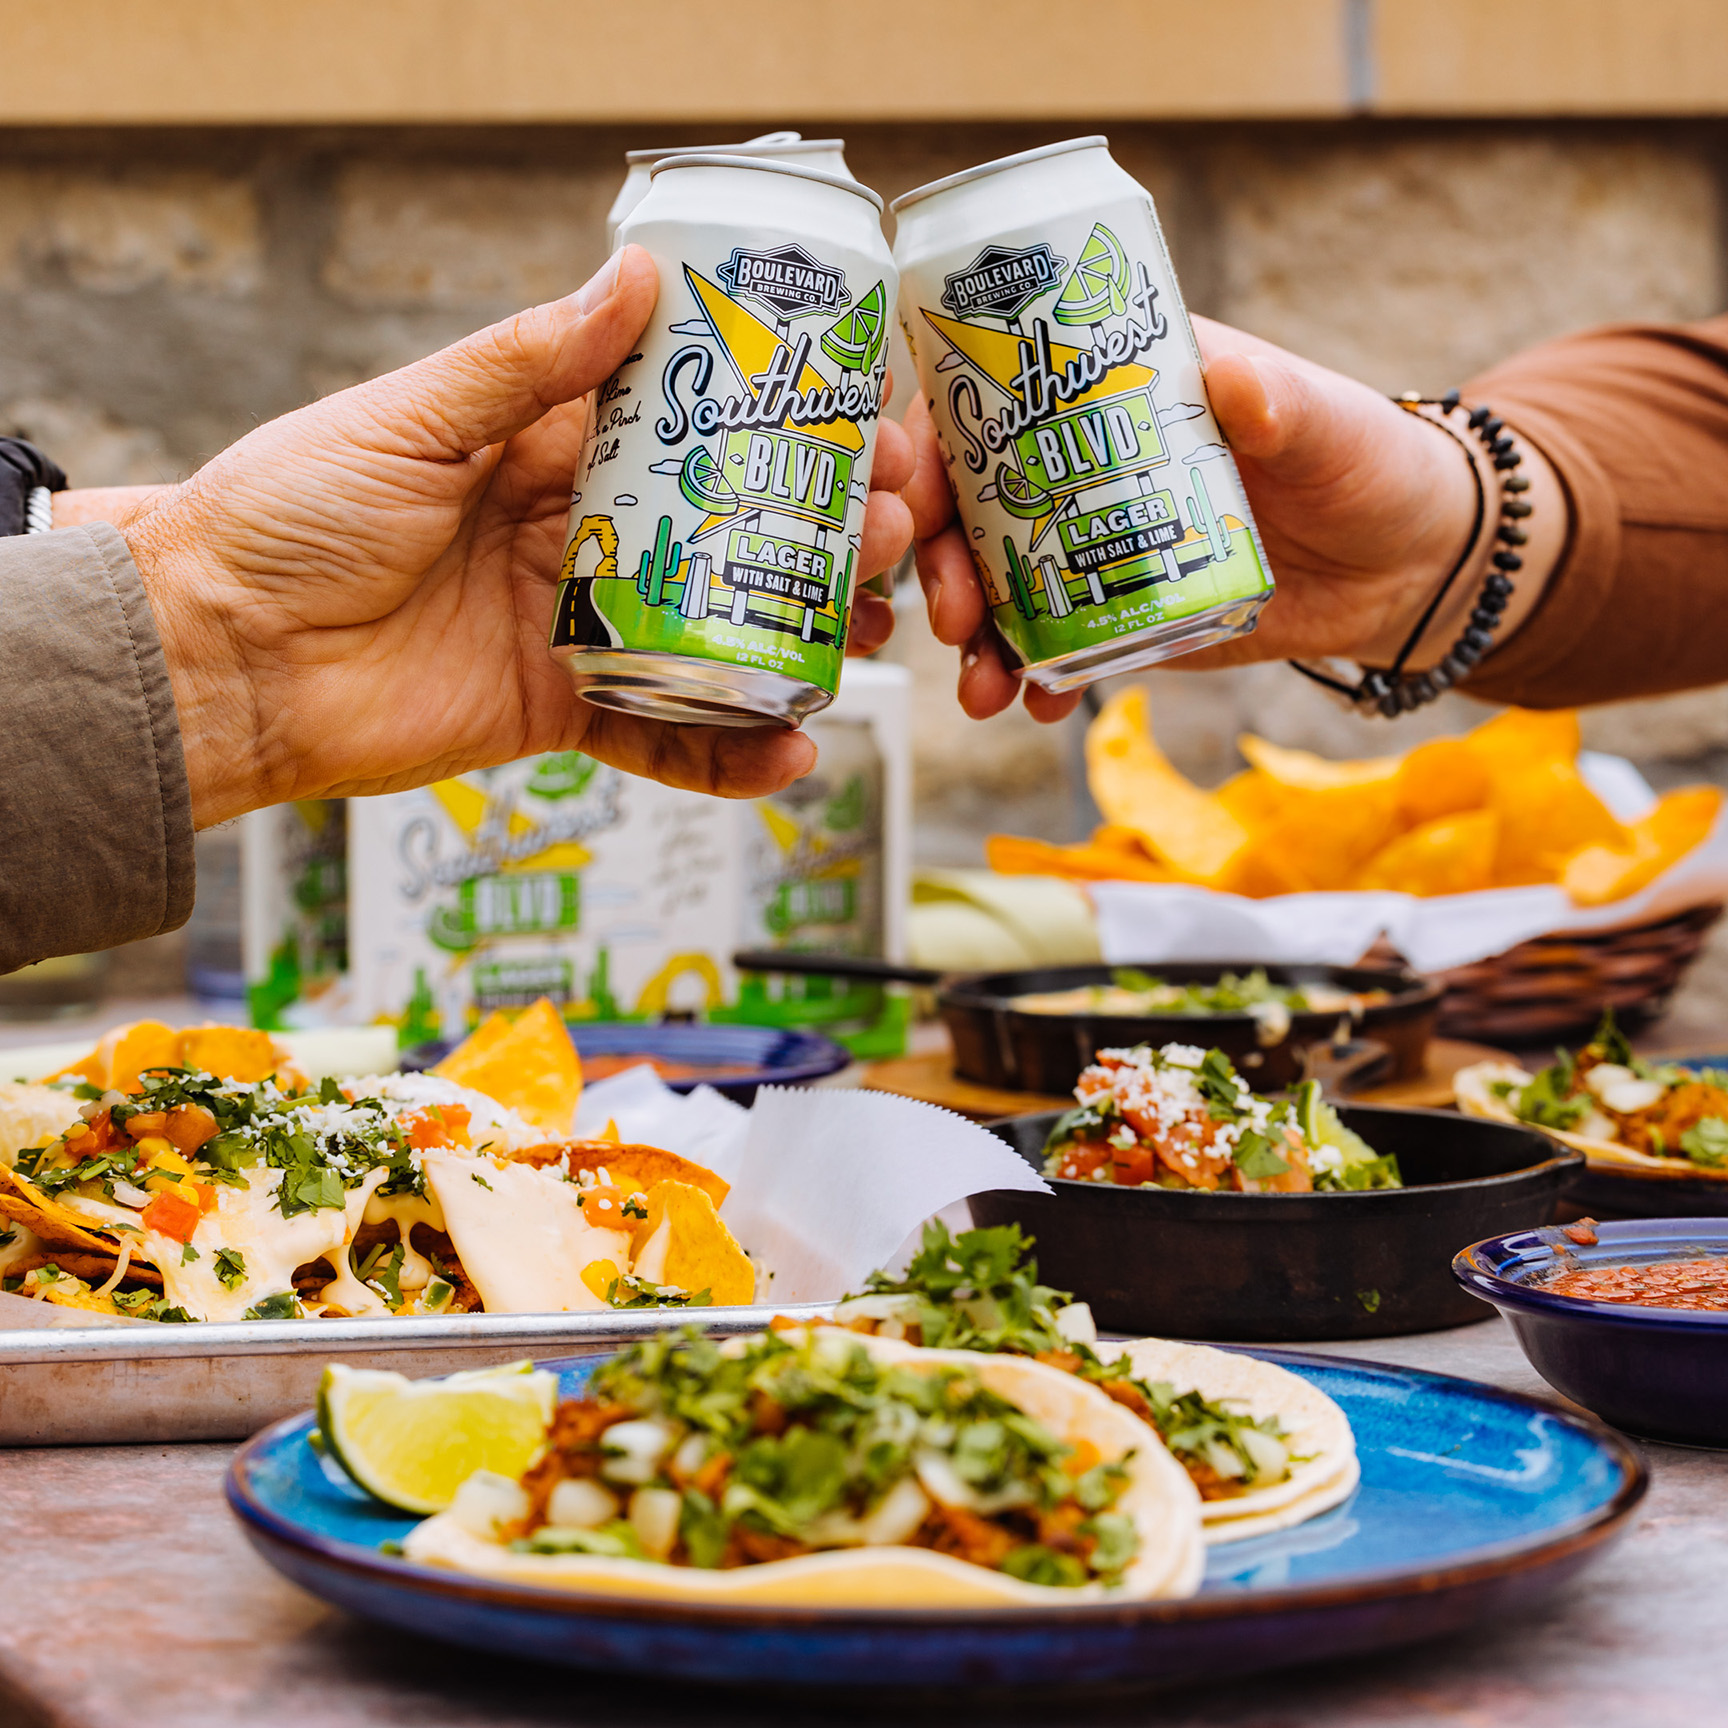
[971,1105,1581,1342]
[734,952,1441,1095]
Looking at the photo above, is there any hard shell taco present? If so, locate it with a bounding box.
[834,1221,1357,1542]
[402,1324,1204,1607]
[1456,1011,1728,1183]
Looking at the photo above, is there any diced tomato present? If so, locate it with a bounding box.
[1108,1143,1157,1187]
[404,1105,472,1151]
[163,1104,221,1154]
[125,1111,168,1137]
[575,1184,636,1224]
[140,1187,201,1243]
[1052,1141,1112,1182]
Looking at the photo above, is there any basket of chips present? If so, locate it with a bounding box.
[987,690,1728,1042]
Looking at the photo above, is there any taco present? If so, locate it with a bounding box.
[402,1323,1203,1606]
[1457,1011,1728,1182]
[834,1221,1356,1542]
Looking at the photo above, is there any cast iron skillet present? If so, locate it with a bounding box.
[971,1104,1581,1342]
[941,960,1441,1094]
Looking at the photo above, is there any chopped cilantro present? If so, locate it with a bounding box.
[604,1274,712,1309]
[1231,1129,1291,1180]
[471,1172,493,1191]
[214,1248,247,1291]
[357,1241,406,1307]
[242,1291,300,1321]
[181,1241,200,1264]
[1680,1117,1728,1169]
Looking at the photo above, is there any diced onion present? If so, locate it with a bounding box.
[110,1181,152,1210]
[1053,1302,1097,1346]
[1238,1427,1290,1484]
[449,1470,530,1539]
[627,1486,682,1559]
[546,1477,618,1530]
[599,1419,675,1485]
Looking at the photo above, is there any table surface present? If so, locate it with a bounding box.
[2,1317,1723,1728]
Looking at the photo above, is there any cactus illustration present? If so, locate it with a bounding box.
[637,515,683,607]
[1002,536,1038,621]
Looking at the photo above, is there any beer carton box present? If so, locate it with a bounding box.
[240,799,352,1029]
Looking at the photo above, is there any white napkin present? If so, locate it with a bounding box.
[572,1070,1049,1303]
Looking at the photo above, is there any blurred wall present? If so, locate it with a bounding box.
[4,13,1728,865]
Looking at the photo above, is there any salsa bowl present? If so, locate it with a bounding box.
[976,1105,1580,1341]
[1453,1218,1728,1446]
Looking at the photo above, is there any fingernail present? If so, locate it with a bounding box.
[575,252,622,314]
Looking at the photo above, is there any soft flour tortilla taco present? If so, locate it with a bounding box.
[403,1324,1204,1607]
[1098,1338,1358,1542]
[1457,1012,1728,1183]
[836,1221,1356,1543]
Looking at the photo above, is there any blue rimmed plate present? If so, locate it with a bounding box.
[228,1350,1643,1690]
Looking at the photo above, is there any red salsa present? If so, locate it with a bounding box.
[1543,1257,1728,1311]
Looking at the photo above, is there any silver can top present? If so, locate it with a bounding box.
[624,132,803,166]
[889,136,1110,214]
[648,153,884,213]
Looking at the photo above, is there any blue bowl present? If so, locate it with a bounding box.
[402,1021,850,1105]
[1454,1218,1728,1445]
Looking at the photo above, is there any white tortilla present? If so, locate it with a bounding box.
[1455,1061,1728,1182]
[405,1331,1204,1606]
[1098,1337,1359,1544]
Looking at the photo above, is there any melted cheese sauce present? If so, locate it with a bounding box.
[422,1152,629,1313]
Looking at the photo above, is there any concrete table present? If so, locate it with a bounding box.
[1,1316,1721,1728]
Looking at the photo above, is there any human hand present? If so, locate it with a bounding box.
[123,247,916,828]
[904,317,1563,723]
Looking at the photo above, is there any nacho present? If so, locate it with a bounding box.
[561,1143,728,1209]
[435,998,582,1138]
[403,1325,1203,1606]
[628,1180,754,1306]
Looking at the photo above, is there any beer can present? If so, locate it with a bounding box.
[551,154,897,728]
[605,135,853,250]
[891,137,1274,692]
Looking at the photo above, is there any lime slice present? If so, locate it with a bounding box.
[995,460,1056,520]
[1295,1080,1378,1161]
[1054,223,1130,326]
[317,1360,557,1513]
[821,280,888,373]
[678,446,740,515]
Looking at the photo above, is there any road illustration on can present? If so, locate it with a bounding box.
[895,142,1273,690]
[551,162,893,726]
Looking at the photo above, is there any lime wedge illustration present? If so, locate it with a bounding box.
[995,460,1056,520]
[526,751,598,802]
[1054,223,1130,325]
[821,280,887,373]
[678,445,740,515]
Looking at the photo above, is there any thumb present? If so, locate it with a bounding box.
[1205,348,1407,493]
[356,245,660,459]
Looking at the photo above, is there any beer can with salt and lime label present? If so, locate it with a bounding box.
[891,136,1274,693]
[551,154,896,727]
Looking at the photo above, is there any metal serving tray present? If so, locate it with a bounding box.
[0,1296,834,1446]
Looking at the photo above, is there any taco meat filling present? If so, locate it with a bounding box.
[835,1222,1301,1503]
[472,1326,1142,1588]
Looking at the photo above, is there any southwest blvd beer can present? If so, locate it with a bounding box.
[605,135,852,251]
[891,137,1274,692]
[552,155,896,727]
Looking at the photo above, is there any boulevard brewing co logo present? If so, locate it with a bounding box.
[940,243,1067,321]
[718,244,848,321]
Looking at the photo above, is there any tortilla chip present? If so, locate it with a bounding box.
[630,1180,754,1305]
[435,998,583,1138]
[1213,769,1286,829]
[5,1249,161,1288]
[41,1283,125,1315]
[1490,758,1627,885]
[1564,786,1724,906]
[1394,736,1491,827]
[1467,706,1580,768]
[1086,689,1250,884]
[175,1026,283,1085]
[563,1144,728,1209]
[1238,735,1399,794]
[1356,810,1499,896]
[1233,780,1402,893]
[0,1166,133,1256]
[984,833,1175,884]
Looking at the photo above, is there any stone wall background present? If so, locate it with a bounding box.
[2,119,1725,877]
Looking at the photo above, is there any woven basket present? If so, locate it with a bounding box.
[1418,902,1725,1046]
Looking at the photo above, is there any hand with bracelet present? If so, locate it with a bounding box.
[903,315,1570,725]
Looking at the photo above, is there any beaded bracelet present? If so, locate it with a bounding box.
[1290,390,1532,717]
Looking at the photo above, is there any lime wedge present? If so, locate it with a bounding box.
[995,460,1056,520]
[317,1360,557,1513]
[678,446,740,515]
[822,280,888,373]
[1054,223,1130,326]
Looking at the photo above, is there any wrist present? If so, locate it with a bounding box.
[122,494,263,828]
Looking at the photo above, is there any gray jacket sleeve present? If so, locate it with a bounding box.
[0,522,195,971]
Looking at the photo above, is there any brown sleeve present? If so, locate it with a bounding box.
[0,522,195,971]
[1458,314,1728,708]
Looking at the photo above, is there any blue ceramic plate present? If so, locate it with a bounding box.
[402,1021,851,1104]
[228,1350,1644,1691]
[1456,1218,1728,1446]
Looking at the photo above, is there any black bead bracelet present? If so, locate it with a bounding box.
[1290,391,1532,717]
